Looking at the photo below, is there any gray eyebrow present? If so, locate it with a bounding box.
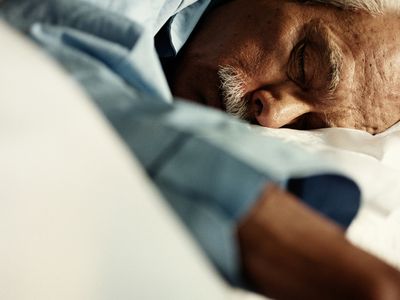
[325,38,343,95]
[305,19,343,97]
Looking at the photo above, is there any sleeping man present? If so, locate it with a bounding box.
[170,0,400,134]
[2,0,400,299]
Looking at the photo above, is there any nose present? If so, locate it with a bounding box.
[250,89,311,128]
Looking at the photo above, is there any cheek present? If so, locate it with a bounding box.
[383,56,400,95]
[320,109,355,128]
[358,56,400,132]
[171,65,196,99]
[171,59,206,104]
[171,55,226,108]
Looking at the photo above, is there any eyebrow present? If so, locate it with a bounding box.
[305,20,344,96]
[325,37,343,94]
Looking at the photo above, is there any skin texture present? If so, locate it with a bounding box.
[171,0,400,134]
[239,184,400,299]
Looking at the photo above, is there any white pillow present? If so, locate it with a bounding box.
[253,124,400,270]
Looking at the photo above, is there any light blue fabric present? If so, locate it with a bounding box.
[0,0,360,285]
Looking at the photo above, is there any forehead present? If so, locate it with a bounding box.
[237,2,311,73]
[243,1,326,60]
[252,2,301,41]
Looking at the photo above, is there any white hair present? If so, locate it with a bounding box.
[218,65,250,120]
[307,0,400,14]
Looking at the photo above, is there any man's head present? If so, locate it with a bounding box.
[170,0,400,134]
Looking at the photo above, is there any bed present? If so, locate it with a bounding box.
[1,21,399,300]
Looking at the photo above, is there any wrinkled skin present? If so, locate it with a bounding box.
[171,0,400,134]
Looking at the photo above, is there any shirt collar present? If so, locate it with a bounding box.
[169,0,211,55]
[156,0,230,57]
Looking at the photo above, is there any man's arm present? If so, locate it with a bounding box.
[239,184,400,299]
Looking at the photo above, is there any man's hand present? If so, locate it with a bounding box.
[238,184,400,300]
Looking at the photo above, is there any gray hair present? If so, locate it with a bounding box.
[307,0,400,14]
[218,65,251,121]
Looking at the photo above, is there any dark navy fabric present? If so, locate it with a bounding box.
[288,175,361,228]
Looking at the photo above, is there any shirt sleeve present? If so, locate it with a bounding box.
[0,0,360,285]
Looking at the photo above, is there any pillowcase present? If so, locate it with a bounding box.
[253,124,400,269]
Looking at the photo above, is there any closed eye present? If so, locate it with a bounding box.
[297,42,306,83]
[288,40,308,88]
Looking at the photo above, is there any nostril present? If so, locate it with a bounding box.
[255,98,263,116]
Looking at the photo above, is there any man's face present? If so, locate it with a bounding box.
[171,0,400,134]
